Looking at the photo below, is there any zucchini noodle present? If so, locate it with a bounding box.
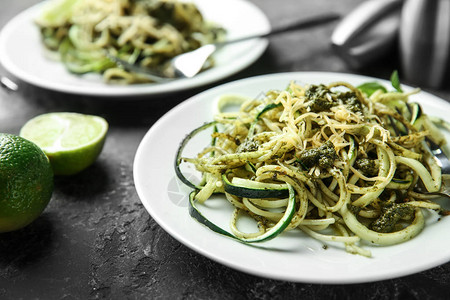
[177,80,449,257]
[35,0,225,84]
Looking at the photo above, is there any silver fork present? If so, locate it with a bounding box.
[425,138,450,198]
[390,103,450,198]
[106,13,341,82]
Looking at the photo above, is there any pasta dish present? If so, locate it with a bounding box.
[35,0,225,84]
[175,75,449,257]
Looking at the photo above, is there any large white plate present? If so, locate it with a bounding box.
[0,0,269,97]
[133,72,450,284]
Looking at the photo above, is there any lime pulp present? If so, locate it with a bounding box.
[20,112,108,175]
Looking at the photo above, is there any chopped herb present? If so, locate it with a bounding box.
[357,82,387,97]
[390,70,403,93]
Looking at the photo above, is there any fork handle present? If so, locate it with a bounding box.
[217,13,341,46]
[0,76,18,92]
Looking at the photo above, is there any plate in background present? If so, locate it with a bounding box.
[0,0,270,97]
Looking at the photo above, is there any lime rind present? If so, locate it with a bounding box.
[46,136,106,175]
[0,133,53,232]
[20,112,108,175]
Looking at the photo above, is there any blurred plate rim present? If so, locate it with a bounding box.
[0,0,270,97]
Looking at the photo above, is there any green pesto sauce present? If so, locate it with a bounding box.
[239,139,259,152]
[305,84,335,112]
[354,158,379,177]
[340,91,363,113]
[297,141,338,169]
[370,203,414,233]
[304,84,363,113]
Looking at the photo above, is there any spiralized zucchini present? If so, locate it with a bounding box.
[177,79,449,257]
[35,0,225,84]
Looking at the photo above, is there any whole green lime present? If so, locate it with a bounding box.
[0,133,53,233]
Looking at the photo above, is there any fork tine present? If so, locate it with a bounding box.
[394,103,450,198]
[0,76,18,92]
[389,102,450,175]
[426,138,450,174]
[104,53,173,82]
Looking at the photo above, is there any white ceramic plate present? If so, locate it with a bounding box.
[133,72,450,284]
[0,0,269,97]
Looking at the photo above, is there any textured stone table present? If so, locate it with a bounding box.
[1,0,449,299]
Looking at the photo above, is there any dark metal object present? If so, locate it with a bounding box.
[426,138,450,199]
[400,0,450,88]
[331,0,403,69]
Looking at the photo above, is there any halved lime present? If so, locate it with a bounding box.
[20,112,108,175]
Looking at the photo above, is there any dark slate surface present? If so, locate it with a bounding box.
[1,0,449,299]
